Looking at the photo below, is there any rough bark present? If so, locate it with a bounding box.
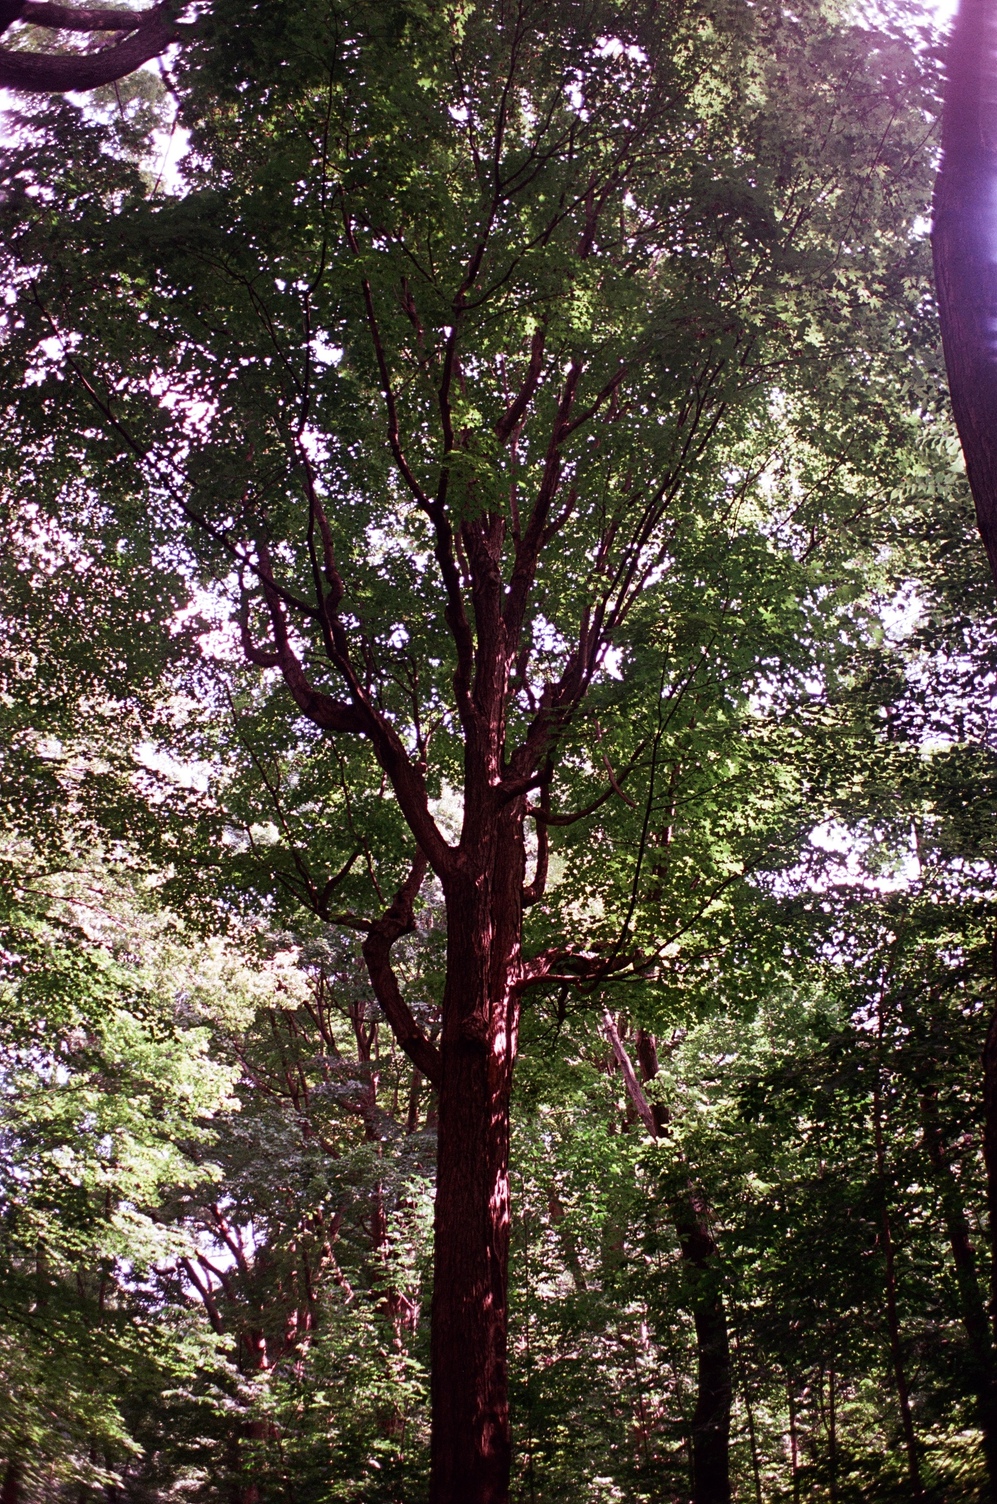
[429,819,525,1504]
[603,1018,732,1504]
[0,0,180,92]
[933,0,997,581]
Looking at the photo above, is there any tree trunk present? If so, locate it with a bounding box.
[787,1386,800,1504]
[612,1023,732,1504]
[920,1081,997,1490]
[979,944,997,1504]
[933,0,997,582]
[0,1462,20,1504]
[733,1324,763,1504]
[984,950,997,1357]
[429,828,524,1504]
[676,1202,732,1504]
[828,1365,839,1504]
[873,1083,923,1497]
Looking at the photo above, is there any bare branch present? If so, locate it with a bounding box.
[524,738,648,823]
[596,724,637,809]
[179,1256,225,1335]
[602,1010,658,1137]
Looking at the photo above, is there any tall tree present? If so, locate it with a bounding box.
[0,846,239,1501]
[0,0,941,1496]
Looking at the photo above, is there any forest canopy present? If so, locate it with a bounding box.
[2,0,996,1501]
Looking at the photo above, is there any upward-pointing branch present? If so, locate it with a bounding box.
[602,1009,658,1137]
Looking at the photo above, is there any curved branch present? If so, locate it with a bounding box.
[522,772,550,907]
[932,0,997,581]
[361,852,442,1087]
[20,2,153,29]
[0,1,179,91]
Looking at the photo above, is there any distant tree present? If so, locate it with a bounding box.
[0,848,238,1502]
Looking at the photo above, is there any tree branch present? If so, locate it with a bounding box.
[361,852,442,1086]
[0,1,179,90]
[602,1009,658,1138]
[522,772,550,907]
[20,2,152,30]
[495,324,545,445]
[253,567,369,736]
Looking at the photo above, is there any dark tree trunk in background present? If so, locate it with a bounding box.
[920,1081,997,1492]
[877,1192,924,1497]
[933,0,997,581]
[872,1045,924,1500]
[610,1022,732,1504]
[982,944,997,1504]
[0,1462,20,1504]
[676,1203,733,1504]
[986,1009,997,1324]
[983,941,997,1379]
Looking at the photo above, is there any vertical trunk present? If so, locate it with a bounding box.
[676,1202,732,1504]
[828,1366,839,1504]
[878,1200,923,1496]
[405,1067,423,1134]
[787,1386,800,1504]
[984,968,997,1355]
[982,952,997,1502]
[548,1186,588,1292]
[733,1325,763,1504]
[873,1096,923,1497]
[430,984,514,1504]
[429,829,524,1504]
[0,1462,20,1504]
[872,992,923,1497]
[628,1027,732,1504]
[920,1082,997,1489]
[933,54,997,1463]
